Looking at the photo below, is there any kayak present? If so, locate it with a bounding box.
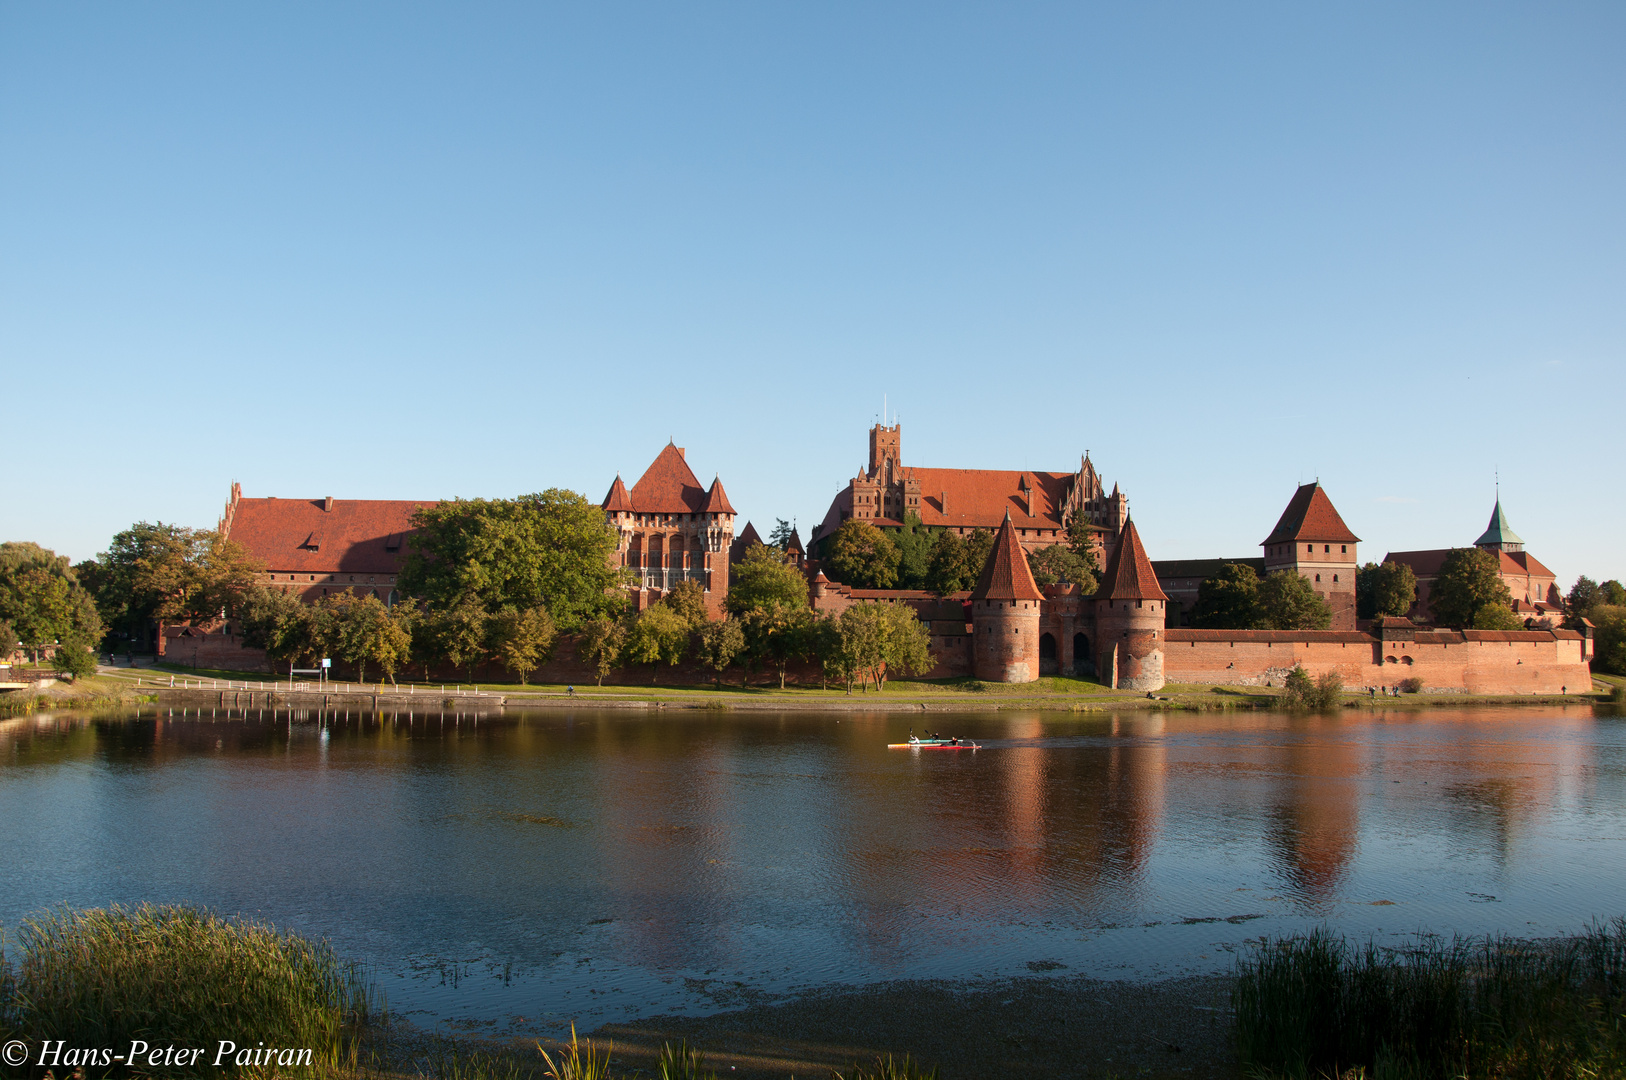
[886,739,981,750]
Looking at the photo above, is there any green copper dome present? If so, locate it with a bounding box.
[1474,500,1523,549]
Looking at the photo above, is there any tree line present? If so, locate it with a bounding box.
[823,513,1099,596]
[4,488,937,690]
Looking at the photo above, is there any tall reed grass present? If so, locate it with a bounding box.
[1234,920,1626,1080]
[0,904,378,1077]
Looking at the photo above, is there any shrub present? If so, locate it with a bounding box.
[0,904,376,1077]
[1281,666,1344,710]
[1400,676,1425,694]
[49,640,98,681]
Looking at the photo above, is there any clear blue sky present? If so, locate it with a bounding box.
[3,3,1622,585]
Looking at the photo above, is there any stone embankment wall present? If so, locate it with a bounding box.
[1162,629,1591,693]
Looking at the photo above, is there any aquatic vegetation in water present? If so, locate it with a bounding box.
[1233,919,1626,1080]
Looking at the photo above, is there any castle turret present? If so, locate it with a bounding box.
[1092,517,1167,691]
[970,511,1045,683]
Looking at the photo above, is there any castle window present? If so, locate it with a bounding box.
[1308,544,1313,553]
[1325,545,1331,553]
[1333,574,1339,582]
[1316,574,1321,582]
[1341,545,1347,553]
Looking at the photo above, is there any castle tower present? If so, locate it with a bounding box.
[970,511,1045,683]
[1092,517,1168,691]
[1260,482,1360,630]
[602,443,736,619]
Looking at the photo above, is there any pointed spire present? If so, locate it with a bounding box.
[970,511,1045,601]
[602,474,634,513]
[1096,518,1168,601]
[702,476,736,515]
[1474,499,1523,549]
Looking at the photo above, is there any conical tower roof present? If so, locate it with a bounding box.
[628,442,706,513]
[602,474,634,513]
[1261,482,1360,545]
[702,476,736,514]
[970,511,1045,602]
[1096,518,1168,601]
[1474,500,1523,548]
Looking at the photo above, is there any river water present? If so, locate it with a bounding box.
[2,704,1623,1036]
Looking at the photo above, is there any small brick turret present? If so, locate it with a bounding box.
[970,511,1045,682]
[1093,517,1168,691]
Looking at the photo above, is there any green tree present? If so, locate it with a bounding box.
[0,620,18,663]
[924,528,996,597]
[1603,580,1626,607]
[696,618,745,687]
[662,580,710,630]
[924,530,969,597]
[1356,561,1418,620]
[328,593,413,684]
[828,520,901,589]
[1065,514,1104,573]
[88,524,261,637]
[833,602,932,692]
[1258,570,1333,631]
[768,519,796,550]
[430,598,490,682]
[1429,548,1513,629]
[626,603,691,681]
[741,605,814,690]
[50,636,99,680]
[0,543,103,660]
[578,615,626,686]
[726,544,808,616]
[1590,605,1626,676]
[237,585,315,672]
[1192,563,1264,629]
[962,529,995,585]
[1027,544,1097,591]
[891,513,934,590]
[487,605,557,685]
[806,613,847,690]
[1471,602,1525,631]
[1565,576,1601,619]
[399,490,627,631]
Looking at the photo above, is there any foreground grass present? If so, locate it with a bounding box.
[1235,921,1626,1080]
[0,905,377,1078]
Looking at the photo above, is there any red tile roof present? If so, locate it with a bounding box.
[729,521,762,564]
[970,513,1046,602]
[1384,549,1453,577]
[815,468,1078,539]
[702,477,736,515]
[1096,519,1169,602]
[1498,550,1555,579]
[227,496,433,575]
[1261,483,1360,545]
[627,443,708,514]
[1385,548,1556,581]
[602,475,634,512]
